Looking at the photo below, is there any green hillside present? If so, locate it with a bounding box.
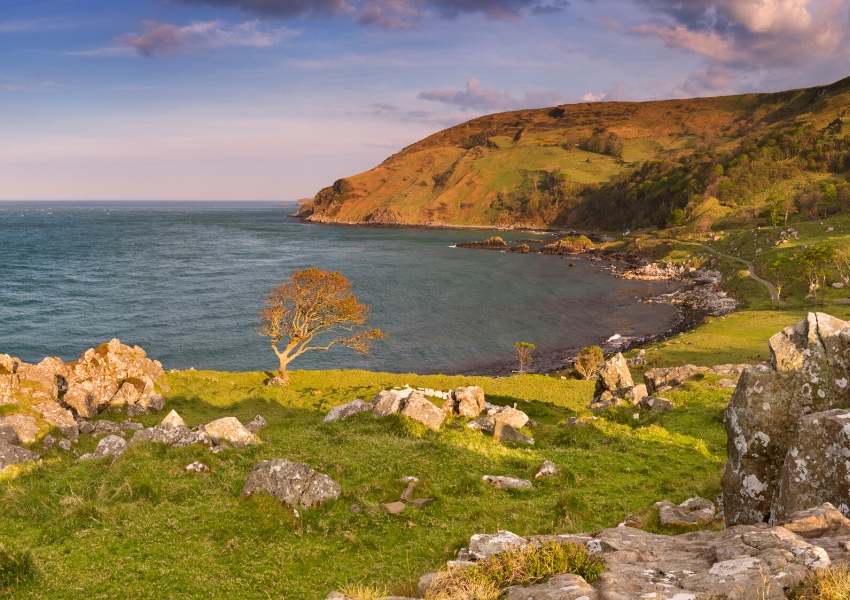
[299,77,850,230]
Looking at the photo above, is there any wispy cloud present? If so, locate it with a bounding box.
[418,78,564,111]
[0,18,73,33]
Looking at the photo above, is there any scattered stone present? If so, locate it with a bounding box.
[203,417,259,447]
[490,405,530,429]
[0,441,37,471]
[382,501,406,515]
[160,410,186,429]
[467,415,496,434]
[242,459,341,509]
[79,434,127,461]
[505,574,598,600]
[0,415,39,445]
[655,496,717,527]
[41,434,56,451]
[185,461,209,473]
[638,396,673,413]
[372,389,406,417]
[131,425,209,448]
[57,439,73,452]
[722,313,850,525]
[323,399,373,423]
[645,363,747,394]
[534,460,558,479]
[466,531,528,560]
[400,476,419,502]
[245,414,267,433]
[0,423,19,445]
[399,392,446,431]
[482,475,532,491]
[493,422,534,446]
[448,386,485,418]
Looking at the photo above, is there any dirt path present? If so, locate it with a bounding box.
[677,240,780,303]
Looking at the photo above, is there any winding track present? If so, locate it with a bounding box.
[675,239,780,304]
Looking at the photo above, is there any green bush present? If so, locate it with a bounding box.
[574,346,604,380]
[0,544,36,589]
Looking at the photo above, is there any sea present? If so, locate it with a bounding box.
[0,201,680,374]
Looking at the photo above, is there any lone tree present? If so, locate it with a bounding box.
[259,268,383,384]
[514,342,536,373]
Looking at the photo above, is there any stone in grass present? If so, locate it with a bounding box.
[639,396,673,413]
[467,530,528,560]
[400,393,446,431]
[242,459,341,509]
[382,501,406,515]
[323,399,373,423]
[655,496,716,527]
[482,475,532,491]
[494,422,534,446]
[0,440,37,471]
[78,434,127,461]
[535,460,558,479]
[246,414,267,433]
[160,410,186,429]
[186,461,210,473]
[203,417,259,447]
[450,386,486,418]
[372,389,406,417]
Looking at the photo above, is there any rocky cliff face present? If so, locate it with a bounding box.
[723,313,850,525]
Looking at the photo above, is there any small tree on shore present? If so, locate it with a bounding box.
[259,268,383,384]
[574,345,604,380]
[514,342,536,373]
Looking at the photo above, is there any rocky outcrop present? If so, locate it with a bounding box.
[590,353,646,410]
[655,496,717,527]
[446,386,486,418]
[644,363,747,394]
[416,503,849,600]
[0,340,165,449]
[372,389,446,430]
[242,459,341,509]
[323,399,373,423]
[722,313,850,526]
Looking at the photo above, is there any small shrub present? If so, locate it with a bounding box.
[791,566,850,600]
[514,342,536,373]
[0,544,36,589]
[575,346,604,380]
[425,542,604,600]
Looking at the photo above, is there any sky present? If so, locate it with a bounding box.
[2,0,849,201]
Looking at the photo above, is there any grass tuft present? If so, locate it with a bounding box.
[425,542,604,599]
[0,544,36,589]
[792,566,850,600]
[338,583,388,600]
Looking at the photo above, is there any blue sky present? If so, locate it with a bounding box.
[2,0,848,201]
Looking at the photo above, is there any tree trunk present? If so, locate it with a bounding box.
[277,355,291,385]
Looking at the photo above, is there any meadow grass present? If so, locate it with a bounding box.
[0,368,729,599]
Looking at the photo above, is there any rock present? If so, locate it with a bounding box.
[131,425,209,448]
[482,475,532,491]
[535,460,558,479]
[372,389,405,417]
[722,313,850,526]
[0,415,39,445]
[203,417,259,447]
[242,459,341,508]
[323,399,372,423]
[79,434,127,461]
[400,476,419,502]
[0,423,20,445]
[449,386,486,417]
[160,410,186,429]
[57,439,73,452]
[774,409,850,521]
[494,422,534,446]
[400,392,446,431]
[655,496,717,527]
[594,353,634,397]
[627,383,648,405]
[638,396,673,413]
[467,415,496,434]
[382,501,406,515]
[491,405,530,429]
[505,574,598,600]
[32,402,78,440]
[41,435,56,451]
[644,364,711,394]
[466,531,528,560]
[245,414,267,433]
[0,441,37,471]
[185,461,209,473]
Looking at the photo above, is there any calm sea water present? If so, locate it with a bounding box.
[0,202,679,373]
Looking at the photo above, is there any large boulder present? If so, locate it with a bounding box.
[591,352,643,410]
[447,386,485,418]
[242,459,341,508]
[722,313,850,525]
[400,392,446,431]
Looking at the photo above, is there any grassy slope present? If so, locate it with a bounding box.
[303,78,850,228]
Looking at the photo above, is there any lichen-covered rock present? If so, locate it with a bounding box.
[400,393,446,431]
[203,417,259,447]
[594,352,633,397]
[505,574,598,600]
[655,496,717,527]
[0,441,37,471]
[466,531,528,560]
[0,415,39,445]
[482,475,532,491]
[242,459,341,508]
[130,425,209,448]
[449,386,485,418]
[775,409,850,520]
[722,313,850,526]
[323,399,372,423]
[372,389,406,417]
[79,434,127,461]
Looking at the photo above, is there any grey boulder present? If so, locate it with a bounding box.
[242,459,341,508]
